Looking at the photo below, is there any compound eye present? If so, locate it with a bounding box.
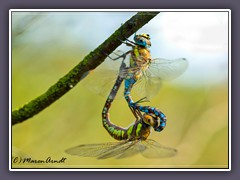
[143,114,156,126]
[147,118,151,123]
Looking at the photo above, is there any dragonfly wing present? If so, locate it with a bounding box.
[132,70,162,100]
[132,58,188,99]
[98,141,139,159]
[149,58,188,81]
[82,69,126,100]
[140,139,177,158]
[65,142,123,158]
[115,140,146,159]
[81,52,130,99]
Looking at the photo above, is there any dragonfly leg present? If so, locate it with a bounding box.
[134,97,150,104]
[100,48,132,62]
[129,105,143,121]
[124,38,137,46]
[117,23,137,46]
[110,50,132,61]
[117,37,136,47]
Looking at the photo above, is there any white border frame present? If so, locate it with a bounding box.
[9,9,231,171]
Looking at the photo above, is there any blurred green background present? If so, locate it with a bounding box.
[11,11,229,169]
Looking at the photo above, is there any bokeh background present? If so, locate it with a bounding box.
[11,11,229,169]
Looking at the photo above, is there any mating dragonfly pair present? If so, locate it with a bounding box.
[66,33,188,159]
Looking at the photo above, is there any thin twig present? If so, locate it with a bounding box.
[12,11,160,126]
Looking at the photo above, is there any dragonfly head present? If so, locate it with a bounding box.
[142,113,156,127]
[142,112,167,132]
[134,33,151,48]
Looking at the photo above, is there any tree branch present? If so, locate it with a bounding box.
[12,11,160,126]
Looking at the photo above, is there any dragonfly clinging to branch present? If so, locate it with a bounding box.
[84,33,188,118]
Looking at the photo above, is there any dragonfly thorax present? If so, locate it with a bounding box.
[128,46,152,81]
[126,119,152,141]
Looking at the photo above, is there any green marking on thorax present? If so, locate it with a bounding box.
[134,46,140,57]
[136,123,143,137]
[130,46,140,67]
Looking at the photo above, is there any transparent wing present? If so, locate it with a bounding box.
[132,58,188,99]
[66,139,177,159]
[81,52,130,99]
[149,58,188,80]
[82,69,123,99]
[115,140,146,159]
[132,71,162,100]
[98,140,139,159]
[65,141,126,158]
[140,139,177,158]
[82,53,188,100]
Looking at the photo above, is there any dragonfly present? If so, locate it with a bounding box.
[65,61,177,159]
[83,33,188,117]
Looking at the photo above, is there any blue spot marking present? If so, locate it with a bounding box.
[124,81,130,89]
[124,91,130,95]
[160,113,165,118]
[155,127,162,132]
[129,101,134,106]
[161,122,166,127]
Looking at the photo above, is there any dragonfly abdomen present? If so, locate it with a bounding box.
[102,73,128,141]
[102,114,128,140]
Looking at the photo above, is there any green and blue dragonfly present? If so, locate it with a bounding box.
[66,61,177,159]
